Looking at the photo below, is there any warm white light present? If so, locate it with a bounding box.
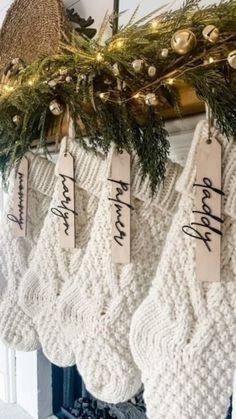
[166,78,175,85]
[3,85,14,92]
[116,39,124,49]
[96,52,104,62]
[208,57,215,64]
[99,92,110,102]
[151,20,158,30]
[133,92,141,99]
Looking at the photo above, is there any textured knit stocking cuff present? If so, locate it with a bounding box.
[176,120,236,219]
[65,138,182,209]
[7,152,56,198]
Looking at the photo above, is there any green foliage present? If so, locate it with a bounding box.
[0,0,235,192]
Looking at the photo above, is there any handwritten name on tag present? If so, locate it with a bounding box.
[51,152,77,249]
[182,139,223,282]
[7,156,29,237]
[108,151,133,264]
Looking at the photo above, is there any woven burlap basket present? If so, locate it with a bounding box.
[0,0,70,73]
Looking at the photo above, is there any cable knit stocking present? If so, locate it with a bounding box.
[19,142,111,366]
[0,153,55,351]
[59,157,182,403]
[130,121,236,419]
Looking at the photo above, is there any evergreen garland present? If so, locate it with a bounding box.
[0,0,236,192]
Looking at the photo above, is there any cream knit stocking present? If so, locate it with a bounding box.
[0,154,55,351]
[130,121,236,419]
[59,157,182,403]
[19,141,111,366]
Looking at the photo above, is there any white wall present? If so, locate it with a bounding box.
[0,0,112,29]
[0,0,12,26]
[15,351,53,419]
[0,345,16,403]
[64,0,112,32]
[119,0,218,26]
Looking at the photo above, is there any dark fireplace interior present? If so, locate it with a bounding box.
[52,365,147,418]
[52,365,233,419]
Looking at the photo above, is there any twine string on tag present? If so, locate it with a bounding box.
[64,136,68,157]
[206,103,214,145]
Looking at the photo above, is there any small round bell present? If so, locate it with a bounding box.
[112,62,120,77]
[48,79,57,88]
[227,50,236,69]
[148,66,157,78]
[145,93,158,106]
[171,30,197,55]
[66,76,73,83]
[161,48,169,58]
[49,99,63,116]
[132,59,144,73]
[202,25,220,44]
[12,114,21,126]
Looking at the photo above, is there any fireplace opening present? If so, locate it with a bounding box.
[52,366,232,419]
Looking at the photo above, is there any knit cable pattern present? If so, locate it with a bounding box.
[19,143,113,366]
[0,153,56,351]
[58,158,182,403]
[130,120,236,419]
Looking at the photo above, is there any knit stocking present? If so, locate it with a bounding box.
[0,153,55,351]
[59,157,182,403]
[19,141,111,366]
[130,121,236,419]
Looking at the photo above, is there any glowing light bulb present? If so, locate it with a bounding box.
[151,20,158,30]
[133,92,141,99]
[28,79,36,86]
[116,39,124,49]
[166,78,175,85]
[208,57,215,64]
[99,92,110,101]
[96,52,104,62]
[3,85,14,92]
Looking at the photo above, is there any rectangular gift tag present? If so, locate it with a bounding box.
[7,156,29,237]
[55,150,76,249]
[109,150,131,264]
[194,138,223,282]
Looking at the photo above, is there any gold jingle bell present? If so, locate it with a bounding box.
[161,48,169,58]
[171,30,197,55]
[145,93,158,106]
[66,76,73,83]
[202,25,220,44]
[49,99,63,116]
[132,59,144,73]
[148,66,157,78]
[12,115,21,126]
[227,50,236,69]
[112,63,120,77]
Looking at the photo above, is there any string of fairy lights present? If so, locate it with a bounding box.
[1,21,236,119]
[0,0,235,192]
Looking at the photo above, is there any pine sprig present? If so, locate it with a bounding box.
[185,67,236,137]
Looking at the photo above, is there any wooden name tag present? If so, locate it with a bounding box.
[108,151,132,264]
[52,151,77,249]
[183,138,223,282]
[7,156,29,237]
